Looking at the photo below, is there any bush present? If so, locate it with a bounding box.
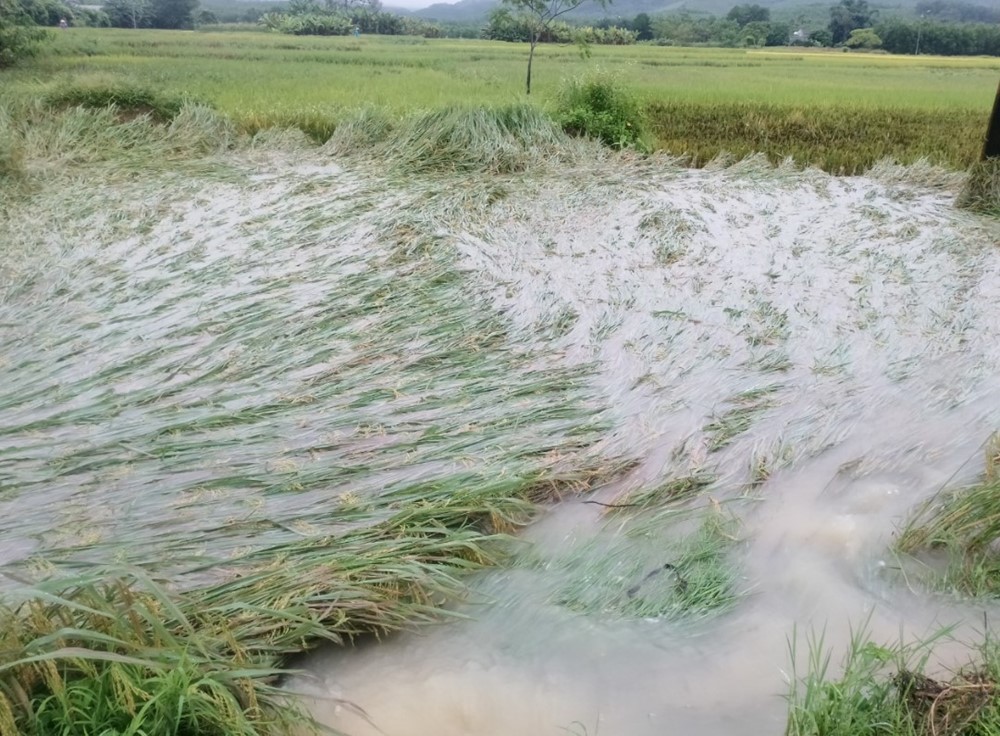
[0,0,47,66]
[554,73,652,153]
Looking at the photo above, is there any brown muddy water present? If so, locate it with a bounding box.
[3,153,1000,735]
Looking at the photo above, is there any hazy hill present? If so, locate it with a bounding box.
[413,0,1000,23]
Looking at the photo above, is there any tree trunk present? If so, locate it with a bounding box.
[983,79,1000,161]
[526,35,537,95]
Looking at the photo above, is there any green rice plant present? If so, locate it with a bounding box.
[895,439,1000,598]
[548,503,744,620]
[375,104,574,175]
[44,82,200,123]
[786,623,1000,736]
[322,105,395,154]
[704,384,783,452]
[612,470,716,510]
[956,159,1000,217]
[0,573,311,736]
[554,71,653,153]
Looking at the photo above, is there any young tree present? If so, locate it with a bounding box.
[632,11,651,40]
[726,3,769,27]
[150,0,198,28]
[104,0,151,27]
[828,0,875,45]
[501,0,609,95]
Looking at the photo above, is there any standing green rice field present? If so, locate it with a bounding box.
[4,29,999,171]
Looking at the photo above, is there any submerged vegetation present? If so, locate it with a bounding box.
[895,437,1000,598]
[547,503,744,620]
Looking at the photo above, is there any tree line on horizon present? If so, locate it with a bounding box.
[4,0,1000,67]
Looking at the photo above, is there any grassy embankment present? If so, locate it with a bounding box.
[4,28,999,172]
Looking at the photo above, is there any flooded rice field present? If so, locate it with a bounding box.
[2,150,1000,735]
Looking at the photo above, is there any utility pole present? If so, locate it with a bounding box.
[983,79,1000,161]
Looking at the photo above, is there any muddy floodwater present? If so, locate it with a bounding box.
[3,152,1000,735]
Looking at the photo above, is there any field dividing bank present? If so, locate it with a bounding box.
[5,29,1000,171]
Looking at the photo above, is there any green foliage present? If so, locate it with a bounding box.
[786,626,925,736]
[787,624,1000,736]
[726,3,770,27]
[828,0,876,45]
[0,0,47,66]
[150,0,199,29]
[103,0,152,28]
[896,441,1000,594]
[554,72,652,152]
[18,0,75,26]
[845,26,881,47]
[261,6,442,37]
[500,0,609,94]
[101,0,197,28]
[876,17,1000,55]
[482,9,635,44]
[632,11,651,40]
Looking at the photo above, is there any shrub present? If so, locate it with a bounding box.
[554,73,652,153]
[0,0,47,67]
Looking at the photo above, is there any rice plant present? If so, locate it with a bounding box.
[895,436,1000,598]
[786,623,1000,736]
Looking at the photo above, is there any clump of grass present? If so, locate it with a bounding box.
[0,105,25,183]
[45,83,201,123]
[956,159,1000,217]
[322,105,395,154]
[0,572,310,736]
[786,624,1000,736]
[704,384,783,452]
[895,438,1000,598]
[549,503,743,620]
[236,108,337,143]
[3,100,237,174]
[612,470,716,510]
[378,104,575,175]
[554,72,653,153]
